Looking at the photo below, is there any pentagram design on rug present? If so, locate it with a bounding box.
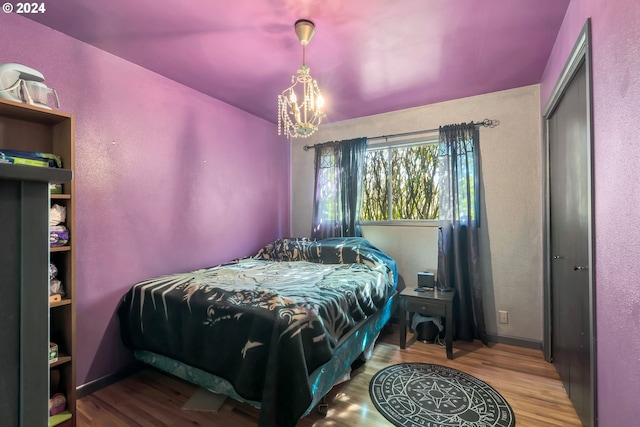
[369,363,515,427]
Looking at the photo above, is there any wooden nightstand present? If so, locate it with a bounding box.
[399,287,456,359]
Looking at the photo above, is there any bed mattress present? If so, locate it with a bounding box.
[118,237,397,426]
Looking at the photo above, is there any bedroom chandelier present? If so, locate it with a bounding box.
[277,19,325,139]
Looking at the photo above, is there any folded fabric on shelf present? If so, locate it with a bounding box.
[50,204,66,226]
[50,225,69,247]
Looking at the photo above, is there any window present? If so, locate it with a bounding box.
[362,137,440,221]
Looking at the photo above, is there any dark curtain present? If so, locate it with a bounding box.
[311,137,367,239]
[437,123,487,344]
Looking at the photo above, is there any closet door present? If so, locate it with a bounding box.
[548,62,592,426]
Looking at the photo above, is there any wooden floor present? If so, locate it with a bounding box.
[77,328,582,426]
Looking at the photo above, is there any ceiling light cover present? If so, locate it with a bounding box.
[278,19,325,139]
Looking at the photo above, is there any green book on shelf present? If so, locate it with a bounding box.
[49,410,72,427]
[1,155,50,167]
[0,149,62,168]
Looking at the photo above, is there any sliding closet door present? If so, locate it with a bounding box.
[548,60,593,426]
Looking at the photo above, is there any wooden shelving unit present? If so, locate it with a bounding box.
[0,98,76,427]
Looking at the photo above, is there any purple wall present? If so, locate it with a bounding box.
[541,1,640,424]
[0,15,290,386]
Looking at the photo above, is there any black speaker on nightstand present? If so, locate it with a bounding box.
[417,272,435,289]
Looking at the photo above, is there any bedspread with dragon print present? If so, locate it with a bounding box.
[118,237,397,427]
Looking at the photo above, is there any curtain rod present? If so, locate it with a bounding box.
[302,118,499,151]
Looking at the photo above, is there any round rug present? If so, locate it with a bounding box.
[369,363,515,427]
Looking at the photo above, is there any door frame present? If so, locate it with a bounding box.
[542,18,596,425]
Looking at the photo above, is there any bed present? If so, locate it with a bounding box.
[118,237,398,427]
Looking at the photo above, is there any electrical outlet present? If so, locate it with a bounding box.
[498,310,509,324]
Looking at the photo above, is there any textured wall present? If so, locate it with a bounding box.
[291,85,543,341]
[0,15,290,386]
[360,225,440,289]
[541,1,640,423]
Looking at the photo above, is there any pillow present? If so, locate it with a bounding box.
[253,237,314,262]
[252,237,398,289]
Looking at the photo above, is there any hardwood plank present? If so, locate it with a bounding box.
[77,328,581,426]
